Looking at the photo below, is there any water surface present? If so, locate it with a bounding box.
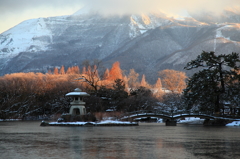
[0,121,240,159]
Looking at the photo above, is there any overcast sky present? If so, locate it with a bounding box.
[0,0,239,34]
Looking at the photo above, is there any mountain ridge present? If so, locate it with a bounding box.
[0,9,240,83]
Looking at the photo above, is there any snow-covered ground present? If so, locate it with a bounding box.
[177,117,205,124]
[48,121,92,125]
[226,120,240,127]
[177,117,240,126]
[97,120,135,124]
[48,120,137,126]
[2,117,240,127]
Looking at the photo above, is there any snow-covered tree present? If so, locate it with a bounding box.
[161,93,185,113]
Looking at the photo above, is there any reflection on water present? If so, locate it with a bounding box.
[0,122,240,159]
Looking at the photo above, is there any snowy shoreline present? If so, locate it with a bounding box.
[226,120,240,126]
[177,117,240,126]
[41,120,139,126]
[1,118,240,127]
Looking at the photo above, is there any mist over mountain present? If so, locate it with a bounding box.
[0,7,240,83]
[189,9,240,23]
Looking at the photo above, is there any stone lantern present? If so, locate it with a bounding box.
[66,88,89,116]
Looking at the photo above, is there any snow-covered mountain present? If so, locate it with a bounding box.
[0,9,240,83]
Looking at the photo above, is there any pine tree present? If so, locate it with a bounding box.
[103,68,110,80]
[140,74,147,87]
[153,78,163,99]
[128,69,139,89]
[184,51,240,113]
[87,65,92,76]
[59,66,65,75]
[108,61,123,81]
[113,79,126,91]
[73,66,80,74]
[154,78,162,91]
[53,67,59,75]
[123,75,129,91]
[66,67,72,74]
[93,65,99,79]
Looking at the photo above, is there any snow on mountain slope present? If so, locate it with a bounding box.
[0,8,240,82]
[0,18,53,57]
[0,13,168,57]
[129,13,172,38]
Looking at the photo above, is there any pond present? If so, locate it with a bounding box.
[0,121,240,159]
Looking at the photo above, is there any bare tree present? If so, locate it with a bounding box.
[159,69,187,93]
[128,69,139,89]
[78,60,103,92]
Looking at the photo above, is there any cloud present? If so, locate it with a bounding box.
[0,0,239,33]
[0,0,83,16]
[81,0,240,15]
[1,0,239,16]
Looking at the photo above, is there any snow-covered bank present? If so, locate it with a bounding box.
[226,121,240,127]
[177,117,240,126]
[178,117,205,124]
[43,120,138,126]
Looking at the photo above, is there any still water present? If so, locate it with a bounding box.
[0,121,240,159]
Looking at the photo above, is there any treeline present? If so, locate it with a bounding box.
[0,61,187,120]
[0,73,80,119]
[49,61,187,93]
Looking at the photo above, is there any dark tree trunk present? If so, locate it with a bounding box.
[215,95,220,114]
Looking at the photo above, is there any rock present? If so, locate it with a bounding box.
[40,121,49,126]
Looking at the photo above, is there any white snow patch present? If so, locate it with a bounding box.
[0,18,53,56]
[129,14,165,38]
[216,24,236,41]
[97,120,136,124]
[178,117,204,124]
[49,121,91,125]
[214,24,240,51]
[226,120,240,126]
[65,92,89,96]
[48,120,137,125]
[140,29,147,34]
